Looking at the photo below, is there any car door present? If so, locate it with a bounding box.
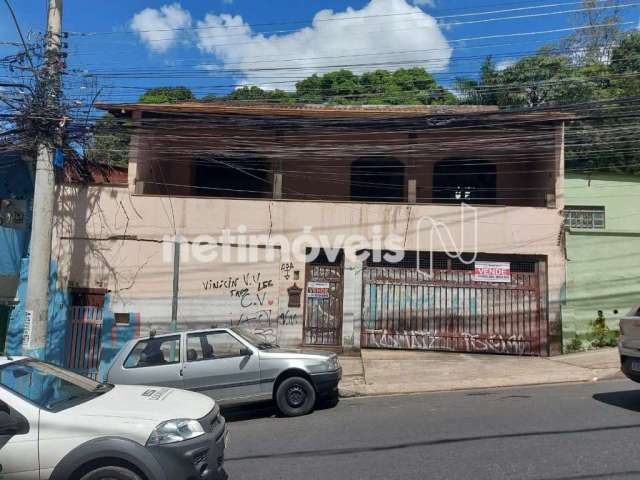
[118,334,184,388]
[182,330,261,402]
[0,390,39,480]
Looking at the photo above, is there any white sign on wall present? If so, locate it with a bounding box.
[22,310,34,349]
[473,262,511,283]
[307,282,330,299]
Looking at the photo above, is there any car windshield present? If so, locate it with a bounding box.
[0,359,112,412]
[231,328,279,350]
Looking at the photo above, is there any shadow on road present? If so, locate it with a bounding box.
[221,398,340,423]
[221,401,278,422]
[225,423,640,462]
[593,389,640,413]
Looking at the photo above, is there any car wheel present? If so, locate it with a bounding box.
[79,466,142,480]
[275,376,316,417]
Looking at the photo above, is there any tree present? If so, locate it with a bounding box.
[610,31,640,97]
[85,113,130,168]
[455,56,500,105]
[214,86,292,102]
[294,68,456,105]
[138,86,194,104]
[565,32,640,175]
[560,0,622,66]
[456,53,614,108]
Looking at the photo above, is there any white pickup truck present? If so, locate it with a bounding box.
[0,356,228,480]
[618,306,640,382]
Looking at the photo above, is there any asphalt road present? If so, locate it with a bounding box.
[221,379,640,480]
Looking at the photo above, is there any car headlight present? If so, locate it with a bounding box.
[147,419,205,446]
[326,356,339,371]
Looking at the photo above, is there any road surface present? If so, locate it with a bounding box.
[222,379,640,480]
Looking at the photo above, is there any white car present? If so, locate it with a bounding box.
[0,356,228,480]
[619,306,640,382]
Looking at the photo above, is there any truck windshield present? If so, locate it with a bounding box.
[0,359,112,412]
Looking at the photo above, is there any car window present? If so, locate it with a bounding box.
[0,360,108,412]
[124,336,181,368]
[186,331,247,361]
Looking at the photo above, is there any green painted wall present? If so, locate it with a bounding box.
[563,173,640,351]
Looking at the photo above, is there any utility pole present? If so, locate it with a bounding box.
[23,0,63,358]
[170,237,181,333]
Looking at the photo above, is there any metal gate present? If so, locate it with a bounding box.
[361,257,546,356]
[303,255,344,346]
[65,306,104,379]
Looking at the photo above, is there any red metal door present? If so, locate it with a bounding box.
[65,306,104,379]
[361,257,546,356]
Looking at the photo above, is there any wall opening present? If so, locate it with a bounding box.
[351,158,405,203]
[192,155,271,198]
[433,159,497,204]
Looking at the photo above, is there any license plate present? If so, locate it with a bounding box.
[631,361,640,372]
[224,431,230,448]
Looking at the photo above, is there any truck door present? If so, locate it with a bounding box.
[0,391,39,480]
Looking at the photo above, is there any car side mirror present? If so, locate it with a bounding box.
[240,348,253,357]
[0,411,22,436]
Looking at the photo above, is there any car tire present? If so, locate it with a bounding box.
[78,466,142,480]
[275,376,316,417]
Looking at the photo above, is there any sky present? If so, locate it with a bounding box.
[1,0,639,103]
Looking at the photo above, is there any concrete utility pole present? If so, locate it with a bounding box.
[23,0,63,358]
[170,238,181,333]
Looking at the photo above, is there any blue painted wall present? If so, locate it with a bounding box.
[98,300,140,381]
[2,154,139,371]
[7,259,70,364]
[0,153,33,276]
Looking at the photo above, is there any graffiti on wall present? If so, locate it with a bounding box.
[363,329,527,355]
[202,271,278,341]
[281,262,294,280]
[279,310,298,326]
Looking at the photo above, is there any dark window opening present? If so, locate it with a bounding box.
[114,313,130,325]
[351,158,405,203]
[306,248,344,266]
[70,288,106,308]
[193,155,271,198]
[364,251,449,270]
[433,159,497,205]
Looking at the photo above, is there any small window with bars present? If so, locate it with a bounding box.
[564,206,605,229]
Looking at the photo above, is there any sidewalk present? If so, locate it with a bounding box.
[338,347,623,397]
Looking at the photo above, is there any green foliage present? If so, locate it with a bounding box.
[294,68,456,105]
[590,311,620,348]
[86,113,130,168]
[559,0,622,66]
[455,54,607,108]
[565,336,586,353]
[216,86,292,102]
[139,86,194,104]
[206,68,456,106]
[611,31,640,97]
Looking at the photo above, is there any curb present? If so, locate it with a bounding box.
[338,372,626,399]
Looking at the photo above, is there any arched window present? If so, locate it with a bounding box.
[433,159,497,204]
[193,155,271,198]
[351,158,405,203]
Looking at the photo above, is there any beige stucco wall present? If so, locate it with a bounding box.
[51,184,565,353]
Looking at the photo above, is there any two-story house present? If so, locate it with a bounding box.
[6,103,570,376]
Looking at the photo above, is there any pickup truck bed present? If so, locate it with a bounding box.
[619,305,640,382]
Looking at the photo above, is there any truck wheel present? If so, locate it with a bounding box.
[275,376,316,417]
[79,466,142,480]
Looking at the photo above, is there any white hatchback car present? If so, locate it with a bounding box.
[0,356,228,480]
